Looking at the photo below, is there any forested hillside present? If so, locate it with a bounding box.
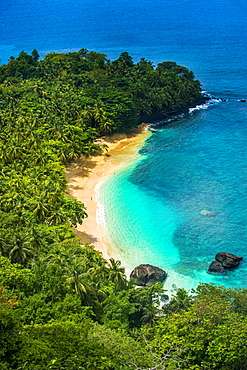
[1,49,246,370]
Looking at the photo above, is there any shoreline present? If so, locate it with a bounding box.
[66,124,152,261]
[67,123,217,295]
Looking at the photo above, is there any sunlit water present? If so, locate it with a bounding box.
[100,99,247,291]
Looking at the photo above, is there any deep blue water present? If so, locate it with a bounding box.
[1,0,247,290]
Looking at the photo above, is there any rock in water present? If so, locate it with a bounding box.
[216,252,243,269]
[130,264,167,286]
[200,210,216,216]
[208,260,225,273]
[208,252,243,274]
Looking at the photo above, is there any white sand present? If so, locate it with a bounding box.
[66,124,151,260]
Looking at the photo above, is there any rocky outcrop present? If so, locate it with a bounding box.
[216,252,243,268]
[208,260,225,273]
[130,264,167,287]
[208,252,243,274]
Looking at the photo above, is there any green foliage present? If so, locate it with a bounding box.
[0,286,20,367]
[148,284,247,369]
[0,49,202,267]
[165,287,193,313]
[0,48,214,369]
[0,256,35,295]
[13,320,152,370]
[102,282,165,330]
[15,320,91,368]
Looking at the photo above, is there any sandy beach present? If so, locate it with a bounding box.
[66,125,204,293]
[66,124,151,261]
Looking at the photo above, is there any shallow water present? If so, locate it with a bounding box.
[100,98,247,290]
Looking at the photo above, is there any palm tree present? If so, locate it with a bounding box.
[30,150,49,167]
[140,304,159,327]
[28,225,46,254]
[88,257,109,281]
[47,207,66,225]
[99,117,116,134]
[0,233,11,256]
[64,261,92,305]
[31,194,50,222]
[8,233,34,265]
[107,258,127,290]
[167,288,193,313]
[46,242,83,268]
[81,101,115,133]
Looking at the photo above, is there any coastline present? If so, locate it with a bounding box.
[66,124,152,261]
[66,118,219,294]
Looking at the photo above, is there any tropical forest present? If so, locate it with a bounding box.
[0,49,247,369]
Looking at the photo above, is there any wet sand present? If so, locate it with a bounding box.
[66,124,151,260]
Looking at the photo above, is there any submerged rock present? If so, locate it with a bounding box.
[130,264,167,286]
[216,252,243,269]
[200,210,216,216]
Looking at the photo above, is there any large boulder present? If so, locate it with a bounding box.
[208,252,243,274]
[216,252,243,269]
[208,260,225,273]
[130,264,167,287]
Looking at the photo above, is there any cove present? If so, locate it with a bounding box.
[99,100,247,292]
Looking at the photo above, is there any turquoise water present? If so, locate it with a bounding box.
[100,158,180,268]
[1,0,247,290]
[100,99,247,290]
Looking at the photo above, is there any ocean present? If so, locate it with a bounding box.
[1,0,247,291]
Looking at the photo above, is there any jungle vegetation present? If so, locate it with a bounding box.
[1,49,246,369]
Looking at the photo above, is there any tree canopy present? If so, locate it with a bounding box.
[1,49,245,369]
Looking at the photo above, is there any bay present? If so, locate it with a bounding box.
[1,0,247,290]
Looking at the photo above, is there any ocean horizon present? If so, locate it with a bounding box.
[1,0,247,291]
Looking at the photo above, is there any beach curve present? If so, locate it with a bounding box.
[66,124,151,261]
